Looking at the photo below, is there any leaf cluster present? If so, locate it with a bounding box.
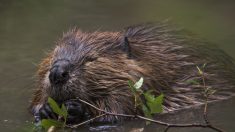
[129,77,164,122]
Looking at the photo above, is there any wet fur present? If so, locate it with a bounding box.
[30,23,235,122]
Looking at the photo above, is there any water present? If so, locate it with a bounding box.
[0,0,234,131]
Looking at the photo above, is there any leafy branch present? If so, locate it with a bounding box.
[128,77,164,121]
[196,64,220,131]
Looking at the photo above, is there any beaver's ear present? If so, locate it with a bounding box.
[121,37,132,58]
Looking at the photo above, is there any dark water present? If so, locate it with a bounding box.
[0,0,235,131]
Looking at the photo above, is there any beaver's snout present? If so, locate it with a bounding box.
[49,59,71,85]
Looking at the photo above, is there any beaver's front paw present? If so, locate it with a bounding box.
[39,103,58,120]
[64,100,90,124]
[32,100,90,125]
[32,103,58,124]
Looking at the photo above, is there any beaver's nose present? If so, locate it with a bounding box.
[49,59,70,85]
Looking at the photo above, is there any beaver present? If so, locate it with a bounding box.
[30,23,235,124]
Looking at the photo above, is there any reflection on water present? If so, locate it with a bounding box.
[0,0,234,131]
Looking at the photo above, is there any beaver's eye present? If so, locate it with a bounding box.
[86,57,97,62]
[121,37,132,58]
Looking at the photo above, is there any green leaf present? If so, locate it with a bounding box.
[151,94,164,113]
[208,89,216,95]
[202,63,207,69]
[128,80,136,93]
[61,104,68,119]
[41,119,63,130]
[134,77,144,90]
[186,79,200,85]
[144,91,155,103]
[144,94,164,114]
[196,66,203,75]
[142,104,152,125]
[48,97,63,116]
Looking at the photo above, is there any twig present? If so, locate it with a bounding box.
[199,68,224,132]
[78,99,134,118]
[201,68,210,124]
[67,114,106,128]
[75,98,224,132]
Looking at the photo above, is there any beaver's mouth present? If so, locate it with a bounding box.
[47,76,73,100]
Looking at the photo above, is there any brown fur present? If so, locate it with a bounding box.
[30,23,235,121]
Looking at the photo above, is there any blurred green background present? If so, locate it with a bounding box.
[0,0,234,131]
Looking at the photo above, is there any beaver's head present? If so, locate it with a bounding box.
[39,29,148,102]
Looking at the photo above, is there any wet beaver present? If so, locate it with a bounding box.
[30,23,235,124]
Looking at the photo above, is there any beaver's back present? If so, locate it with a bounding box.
[124,23,235,111]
